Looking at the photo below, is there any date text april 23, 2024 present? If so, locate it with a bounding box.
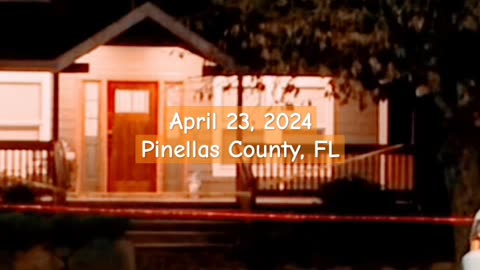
[139,111,343,163]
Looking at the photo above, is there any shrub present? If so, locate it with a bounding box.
[2,184,36,204]
[0,213,130,251]
[318,176,395,215]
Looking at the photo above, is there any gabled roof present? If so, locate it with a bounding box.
[0,2,236,72]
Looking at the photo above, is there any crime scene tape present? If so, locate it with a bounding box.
[0,204,473,226]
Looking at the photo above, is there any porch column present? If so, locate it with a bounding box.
[235,74,255,210]
[52,72,59,141]
[50,71,63,201]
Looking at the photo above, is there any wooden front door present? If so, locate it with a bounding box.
[107,81,158,192]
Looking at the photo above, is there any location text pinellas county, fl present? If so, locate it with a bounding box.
[136,107,344,164]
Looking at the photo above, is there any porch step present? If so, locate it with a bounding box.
[126,231,233,244]
[127,219,241,250]
[130,219,241,232]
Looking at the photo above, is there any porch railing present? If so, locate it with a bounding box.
[238,144,415,198]
[0,140,72,201]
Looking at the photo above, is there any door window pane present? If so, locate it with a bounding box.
[115,90,150,114]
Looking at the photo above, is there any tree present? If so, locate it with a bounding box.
[172,0,480,264]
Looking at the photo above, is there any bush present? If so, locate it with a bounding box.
[0,214,133,270]
[50,215,131,248]
[318,176,395,215]
[0,213,131,251]
[2,184,36,204]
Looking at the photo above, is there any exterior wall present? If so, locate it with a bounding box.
[0,72,52,141]
[334,96,379,144]
[58,75,81,152]
[59,45,205,194]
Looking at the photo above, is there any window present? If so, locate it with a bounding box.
[0,83,41,122]
[83,81,101,191]
[115,90,150,114]
[84,82,100,137]
[0,71,53,141]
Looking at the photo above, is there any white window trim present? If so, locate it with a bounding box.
[0,72,53,141]
[83,81,100,137]
[0,120,42,128]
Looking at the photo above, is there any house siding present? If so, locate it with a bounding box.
[334,96,378,144]
[169,77,220,192]
[59,76,81,147]
[58,75,84,191]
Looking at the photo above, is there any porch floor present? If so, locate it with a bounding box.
[66,192,322,209]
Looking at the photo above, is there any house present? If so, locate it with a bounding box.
[0,2,412,204]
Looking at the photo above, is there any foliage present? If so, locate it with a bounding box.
[2,184,36,205]
[67,238,126,270]
[170,0,480,132]
[158,0,480,263]
[0,213,130,252]
[318,176,396,215]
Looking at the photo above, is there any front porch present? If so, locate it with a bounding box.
[64,143,414,209]
[0,138,414,210]
[0,140,72,203]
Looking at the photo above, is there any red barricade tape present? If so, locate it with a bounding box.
[0,205,474,226]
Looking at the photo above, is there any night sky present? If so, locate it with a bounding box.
[0,0,213,59]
